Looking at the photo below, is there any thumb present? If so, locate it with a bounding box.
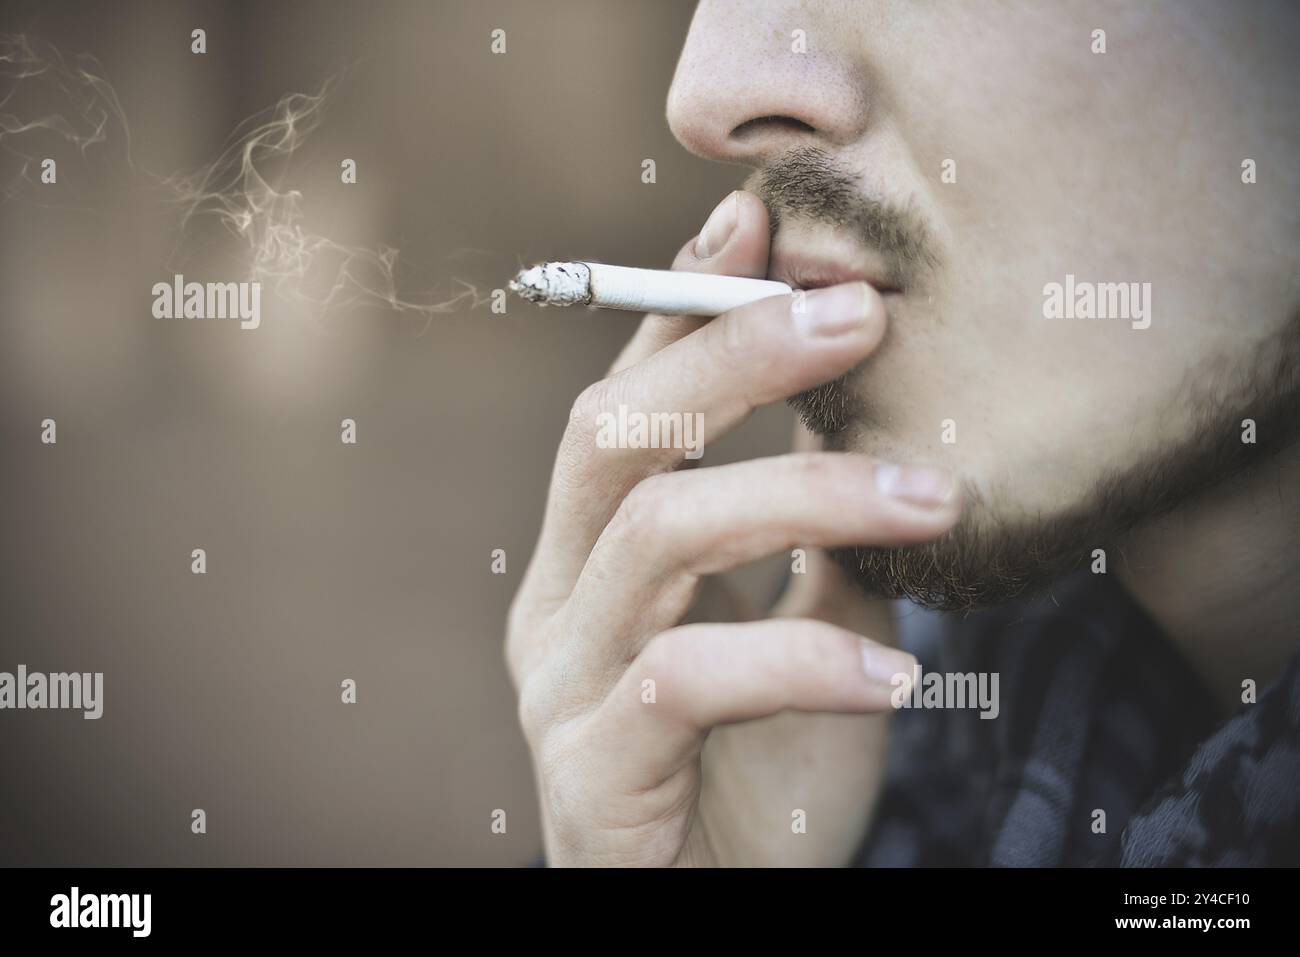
[679,188,771,277]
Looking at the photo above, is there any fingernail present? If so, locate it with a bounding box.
[696,192,739,259]
[794,282,872,337]
[859,640,916,689]
[874,462,955,509]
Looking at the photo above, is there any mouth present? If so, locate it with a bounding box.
[768,227,905,295]
[777,264,903,295]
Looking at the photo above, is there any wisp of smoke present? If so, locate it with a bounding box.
[160,79,484,326]
[0,33,132,198]
[1,32,483,327]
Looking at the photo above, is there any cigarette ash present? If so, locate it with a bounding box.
[509,261,592,306]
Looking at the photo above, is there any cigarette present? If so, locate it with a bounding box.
[509,261,794,317]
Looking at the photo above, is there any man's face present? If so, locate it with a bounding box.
[666,0,1300,609]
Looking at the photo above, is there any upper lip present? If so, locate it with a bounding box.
[767,228,902,294]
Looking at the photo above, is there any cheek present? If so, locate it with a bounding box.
[849,274,1209,521]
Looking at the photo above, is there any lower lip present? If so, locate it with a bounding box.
[797,280,902,297]
[784,273,900,295]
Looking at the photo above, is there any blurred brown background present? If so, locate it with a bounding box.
[0,0,792,864]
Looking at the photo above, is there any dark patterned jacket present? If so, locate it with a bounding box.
[858,573,1300,866]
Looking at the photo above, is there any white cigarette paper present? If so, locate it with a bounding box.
[510,261,794,316]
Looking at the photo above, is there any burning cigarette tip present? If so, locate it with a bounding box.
[509,262,592,307]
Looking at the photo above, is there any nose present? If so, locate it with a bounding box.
[666,1,872,167]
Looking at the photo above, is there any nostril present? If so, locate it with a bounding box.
[731,115,817,140]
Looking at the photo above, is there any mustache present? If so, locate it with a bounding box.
[747,147,938,436]
[745,146,938,290]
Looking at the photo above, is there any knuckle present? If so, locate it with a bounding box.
[714,306,754,361]
[637,626,689,687]
[504,589,542,688]
[569,380,604,424]
[515,674,553,745]
[789,452,836,486]
[749,621,831,683]
[503,629,528,692]
[709,300,783,388]
[799,621,849,664]
[633,627,707,727]
[505,592,528,647]
[570,376,622,431]
[609,473,675,543]
[557,379,619,489]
